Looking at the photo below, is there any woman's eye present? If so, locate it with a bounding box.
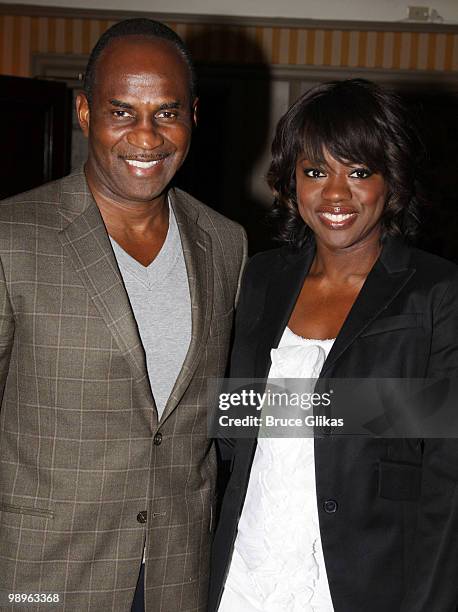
[304,168,326,178]
[349,168,373,179]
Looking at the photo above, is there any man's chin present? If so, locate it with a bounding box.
[107,174,169,205]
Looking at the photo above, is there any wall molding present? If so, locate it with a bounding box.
[203,62,458,86]
[31,51,458,94]
[1,3,458,33]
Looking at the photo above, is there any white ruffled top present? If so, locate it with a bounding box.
[218,327,335,612]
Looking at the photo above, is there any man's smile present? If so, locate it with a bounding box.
[124,158,165,169]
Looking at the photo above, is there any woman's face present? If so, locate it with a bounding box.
[295,149,387,253]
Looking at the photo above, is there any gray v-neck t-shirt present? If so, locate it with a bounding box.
[110,204,191,419]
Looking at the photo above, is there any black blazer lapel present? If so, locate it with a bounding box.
[254,244,315,378]
[321,237,416,375]
[252,237,416,379]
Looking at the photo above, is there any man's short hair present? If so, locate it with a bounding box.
[83,18,196,105]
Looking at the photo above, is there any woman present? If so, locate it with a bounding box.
[209,79,458,612]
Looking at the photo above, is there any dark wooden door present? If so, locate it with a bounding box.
[0,75,72,200]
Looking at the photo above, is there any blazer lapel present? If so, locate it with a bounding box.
[58,172,153,405]
[252,236,415,379]
[321,237,415,375]
[159,189,213,423]
[254,244,315,378]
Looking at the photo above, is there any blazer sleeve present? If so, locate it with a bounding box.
[402,270,458,611]
[0,255,14,404]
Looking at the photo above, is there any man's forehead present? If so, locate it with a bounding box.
[94,72,190,108]
[98,35,184,68]
[104,71,183,90]
[92,36,190,94]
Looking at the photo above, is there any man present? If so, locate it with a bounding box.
[0,19,246,612]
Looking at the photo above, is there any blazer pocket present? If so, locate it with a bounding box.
[377,460,422,501]
[0,501,54,519]
[360,314,422,338]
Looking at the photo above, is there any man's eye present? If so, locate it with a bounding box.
[304,168,326,178]
[349,168,373,179]
[112,110,132,118]
[156,111,177,119]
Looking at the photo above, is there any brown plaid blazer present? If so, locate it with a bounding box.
[0,169,247,611]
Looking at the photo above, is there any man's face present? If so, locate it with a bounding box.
[76,36,197,207]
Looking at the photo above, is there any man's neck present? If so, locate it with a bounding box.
[85,169,170,266]
[85,168,169,236]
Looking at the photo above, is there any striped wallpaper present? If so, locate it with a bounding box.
[1,13,457,77]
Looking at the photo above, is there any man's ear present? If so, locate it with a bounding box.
[192,97,199,127]
[76,92,90,137]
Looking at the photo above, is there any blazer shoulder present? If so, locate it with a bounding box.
[409,246,458,280]
[404,247,458,311]
[243,245,299,286]
[248,245,293,267]
[0,174,69,208]
[0,169,87,212]
[0,177,68,235]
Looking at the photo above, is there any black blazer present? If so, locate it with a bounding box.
[209,237,458,612]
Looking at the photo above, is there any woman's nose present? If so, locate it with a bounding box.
[322,175,352,203]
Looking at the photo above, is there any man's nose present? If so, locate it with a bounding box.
[126,118,164,150]
[322,174,352,203]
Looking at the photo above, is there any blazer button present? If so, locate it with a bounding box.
[153,433,162,446]
[323,499,338,513]
[137,511,147,524]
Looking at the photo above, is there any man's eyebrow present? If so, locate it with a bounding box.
[158,101,182,110]
[108,100,182,110]
[109,99,133,110]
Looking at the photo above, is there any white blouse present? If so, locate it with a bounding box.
[218,327,335,612]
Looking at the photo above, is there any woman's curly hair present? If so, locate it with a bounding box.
[267,79,423,247]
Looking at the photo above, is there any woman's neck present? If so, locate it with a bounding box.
[310,235,382,285]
